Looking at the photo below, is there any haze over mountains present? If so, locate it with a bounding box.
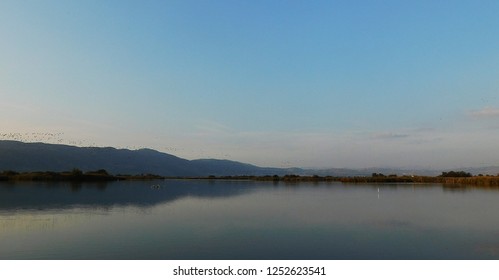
[0,141,497,177]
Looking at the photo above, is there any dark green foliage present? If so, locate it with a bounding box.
[70,168,83,178]
[95,169,109,175]
[0,169,165,182]
[85,169,109,176]
[1,170,19,176]
[438,171,472,177]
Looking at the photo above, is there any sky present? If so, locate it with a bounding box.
[1,0,499,169]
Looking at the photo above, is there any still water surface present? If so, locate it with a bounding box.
[1,180,499,259]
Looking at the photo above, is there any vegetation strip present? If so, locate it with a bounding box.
[0,169,164,182]
[2,169,499,187]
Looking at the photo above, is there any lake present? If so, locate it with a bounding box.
[1,180,499,259]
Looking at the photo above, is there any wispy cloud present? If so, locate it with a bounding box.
[370,132,410,140]
[194,120,233,135]
[411,127,436,133]
[469,107,499,119]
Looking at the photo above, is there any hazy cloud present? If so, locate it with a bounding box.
[411,127,436,133]
[194,120,233,135]
[469,107,499,118]
[408,137,444,145]
[487,124,499,130]
[370,133,410,140]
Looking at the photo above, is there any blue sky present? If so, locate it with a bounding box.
[1,0,499,169]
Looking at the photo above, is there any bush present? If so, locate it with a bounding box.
[1,170,19,176]
[94,169,109,175]
[439,171,472,177]
[71,168,83,177]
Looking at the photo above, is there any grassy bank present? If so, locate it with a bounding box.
[2,170,499,187]
[0,169,165,182]
[338,175,499,186]
[185,174,499,187]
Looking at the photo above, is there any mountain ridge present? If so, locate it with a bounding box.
[1,140,498,177]
[0,141,297,176]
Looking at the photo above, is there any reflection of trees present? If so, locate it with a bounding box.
[0,180,257,211]
[4,179,499,212]
[70,182,82,192]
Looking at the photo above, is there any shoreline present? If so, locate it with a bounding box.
[0,170,165,182]
[178,175,499,187]
[2,170,499,187]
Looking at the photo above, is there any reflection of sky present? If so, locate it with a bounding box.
[2,182,499,259]
[168,184,499,232]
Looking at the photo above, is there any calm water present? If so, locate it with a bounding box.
[1,180,499,259]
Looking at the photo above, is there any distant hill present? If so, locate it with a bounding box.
[190,159,305,176]
[308,167,441,177]
[461,166,499,177]
[2,140,496,177]
[0,141,298,176]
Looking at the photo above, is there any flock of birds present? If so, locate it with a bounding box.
[0,131,235,160]
[0,132,298,167]
[0,132,159,150]
[0,132,299,167]
[0,132,97,147]
[1,132,65,142]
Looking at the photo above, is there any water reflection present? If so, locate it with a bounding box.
[1,181,499,259]
[0,180,256,212]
